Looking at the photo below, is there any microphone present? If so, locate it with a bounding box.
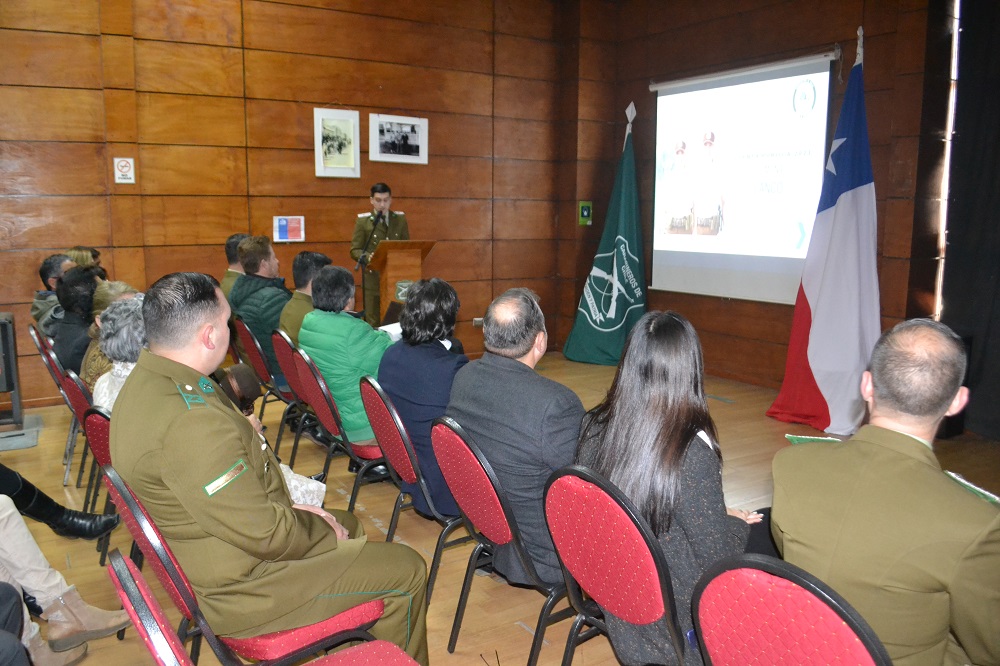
[375,211,385,226]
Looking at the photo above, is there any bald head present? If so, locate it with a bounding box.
[869,319,967,421]
[483,288,545,359]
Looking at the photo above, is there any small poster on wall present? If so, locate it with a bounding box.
[369,114,428,164]
[273,216,305,242]
[314,109,361,178]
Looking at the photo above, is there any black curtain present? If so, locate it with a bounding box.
[941,1,1000,439]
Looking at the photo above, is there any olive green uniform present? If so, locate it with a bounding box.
[219,269,242,299]
[278,291,313,347]
[350,210,409,326]
[110,350,428,663]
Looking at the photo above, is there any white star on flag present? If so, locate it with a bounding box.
[826,137,847,175]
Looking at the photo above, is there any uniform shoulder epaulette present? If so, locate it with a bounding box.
[176,383,208,410]
[393,210,405,215]
[357,212,370,217]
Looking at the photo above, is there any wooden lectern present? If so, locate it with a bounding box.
[368,240,436,321]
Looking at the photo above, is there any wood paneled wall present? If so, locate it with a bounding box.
[0,0,949,406]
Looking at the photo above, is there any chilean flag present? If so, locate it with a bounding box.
[767,55,881,436]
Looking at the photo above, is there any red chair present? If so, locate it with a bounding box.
[430,417,572,666]
[102,464,386,665]
[359,376,470,602]
[291,349,385,504]
[271,329,316,461]
[544,465,686,665]
[59,369,93,487]
[692,553,892,665]
[82,406,116,564]
[28,325,81,474]
[232,316,294,422]
[107,548,417,666]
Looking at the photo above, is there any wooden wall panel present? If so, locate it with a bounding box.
[422,241,492,282]
[111,247,148,289]
[0,0,100,33]
[275,0,494,32]
[494,118,558,161]
[133,0,242,46]
[494,160,557,200]
[109,196,144,247]
[493,200,557,239]
[0,88,104,142]
[0,249,76,302]
[494,77,557,121]
[0,196,109,250]
[142,196,249,245]
[100,0,133,35]
[12,356,60,406]
[493,240,557,279]
[494,35,559,80]
[138,145,248,195]
[105,89,138,143]
[0,30,102,88]
[452,280,494,320]
[495,0,556,40]
[134,41,245,96]
[244,2,492,74]
[244,51,494,116]
[143,245,227,285]
[9,302,39,357]
[137,93,247,146]
[101,35,136,89]
[0,143,107,195]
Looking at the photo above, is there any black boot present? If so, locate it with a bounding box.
[10,475,120,541]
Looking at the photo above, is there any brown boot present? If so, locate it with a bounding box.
[43,586,130,652]
[27,632,87,666]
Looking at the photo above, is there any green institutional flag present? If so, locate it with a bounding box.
[563,104,646,365]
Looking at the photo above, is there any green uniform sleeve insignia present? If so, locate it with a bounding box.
[198,377,216,393]
[204,459,247,496]
[176,384,207,409]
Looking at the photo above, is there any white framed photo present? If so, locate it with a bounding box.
[314,108,361,178]
[369,114,428,164]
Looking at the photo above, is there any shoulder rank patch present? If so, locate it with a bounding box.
[204,459,247,496]
[198,377,216,394]
[357,212,370,217]
[176,384,207,409]
[393,210,404,215]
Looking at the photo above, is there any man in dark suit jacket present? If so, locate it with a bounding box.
[446,288,584,586]
[772,319,1000,666]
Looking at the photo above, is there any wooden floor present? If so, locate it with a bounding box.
[4,352,998,665]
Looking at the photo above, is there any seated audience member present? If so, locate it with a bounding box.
[772,319,1000,666]
[3,462,118,540]
[577,311,759,665]
[92,297,145,411]
[64,246,101,270]
[32,254,75,337]
[110,272,427,662]
[79,281,138,391]
[299,266,392,443]
[0,582,28,666]
[378,279,468,517]
[279,251,331,346]
[220,233,249,298]
[446,288,584,585]
[52,266,102,375]
[228,236,292,378]
[0,494,129,665]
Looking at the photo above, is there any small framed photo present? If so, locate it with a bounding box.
[314,108,361,178]
[369,114,428,164]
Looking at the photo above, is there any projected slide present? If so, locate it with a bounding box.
[650,57,832,304]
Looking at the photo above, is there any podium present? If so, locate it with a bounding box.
[368,240,436,321]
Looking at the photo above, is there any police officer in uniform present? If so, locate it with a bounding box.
[350,182,409,326]
[109,272,428,664]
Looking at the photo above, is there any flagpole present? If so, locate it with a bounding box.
[857,26,864,66]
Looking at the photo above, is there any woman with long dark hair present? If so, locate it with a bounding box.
[577,311,760,665]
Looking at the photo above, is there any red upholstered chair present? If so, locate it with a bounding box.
[29,325,81,478]
[60,369,93,487]
[270,329,316,461]
[232,316,294,422]
[544,465,686,666]
[692,553,892,666]
[102,464,385,666]
[359,376,470,602]
[107,549,417,666]
[82,406,116,564]
[430,417,573,666]
[291,349,385,504]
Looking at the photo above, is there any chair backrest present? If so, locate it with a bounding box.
[83,406,113,467]
[271,329,303,400]
[31,332,71,405]
[292,348,346,440]
[359,376,419,487]
[28,323,51,355]
[61,369,93,423]
[544,466,684,662]
[431,417,515,548]
[107,548,197,666]
[692,553,892,666]
[232,316,273,386]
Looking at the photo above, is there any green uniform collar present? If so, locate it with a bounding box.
[136,350,227,409]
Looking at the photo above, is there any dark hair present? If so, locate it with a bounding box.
[311,266,355,313]
[869,318,967,419]
[99,296,146,363]
[581,311,717,534]
[39,254,72,290]
[143,273,222,350]
[56,266,101,321]
[483,288,545,358]
[237,236,272,274]
[225,233,250,265]
[370,182,391,197]
[400,279,460,345]
[292,251,332,290]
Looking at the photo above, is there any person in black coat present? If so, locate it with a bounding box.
[378,279,467,517]
[52,265,102,375]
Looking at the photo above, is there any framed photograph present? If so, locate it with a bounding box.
[314,108,361,178]
[369,114,428,164]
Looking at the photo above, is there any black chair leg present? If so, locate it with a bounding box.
[561,613,588,666]
[386,493,406,542]
[347,458,384,512]
[426,517,462,604]
[75,440,90,488]
[527,588,566,666]
[448,543,489,653]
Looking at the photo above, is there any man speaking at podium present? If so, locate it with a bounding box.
[350,182,409,326]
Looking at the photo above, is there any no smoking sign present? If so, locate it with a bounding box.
[114,157,135,184]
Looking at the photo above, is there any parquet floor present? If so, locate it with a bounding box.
[3,352,997,665]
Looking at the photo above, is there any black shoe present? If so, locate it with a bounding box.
[23,591,43,618]
[308,472,327,484]
[49,511,121,541]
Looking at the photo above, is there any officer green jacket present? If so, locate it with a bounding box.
[110,350,367,637]
[278,290,313,347]
[350,210,409,325]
